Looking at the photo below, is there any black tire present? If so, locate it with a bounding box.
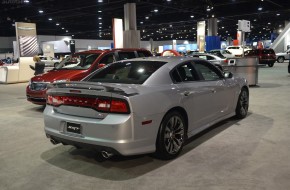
[155,111,186,160]
[235,88,249,119]
[277,57,284,63]
[268,62,274,67]
[54,62,59,67]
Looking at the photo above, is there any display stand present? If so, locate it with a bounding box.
[0,57,34,84]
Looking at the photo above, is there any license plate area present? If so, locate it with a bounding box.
[66,122,81,134]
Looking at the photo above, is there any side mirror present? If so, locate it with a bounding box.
[97,63,106,69]
[224,72,233,78]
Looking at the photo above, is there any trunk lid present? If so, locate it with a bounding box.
[47,82,139,118]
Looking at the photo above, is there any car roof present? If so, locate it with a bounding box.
[75,48,150,55]
[116,56,206,69]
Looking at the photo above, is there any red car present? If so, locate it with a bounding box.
[26,48,152,105]
[244,48,276,67]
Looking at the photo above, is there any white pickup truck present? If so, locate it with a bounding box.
[276,49,290,63]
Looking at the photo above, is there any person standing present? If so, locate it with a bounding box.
[30,55,45,75]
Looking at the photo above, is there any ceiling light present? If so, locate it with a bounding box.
[98,17,102,20]
[56,23,60,26]
[268,22,271,24]
[98,0,103,2]
[190,15,194,18]
[140,21,143,24]
[167,0,171,1]
[23,0,29,3]
[66,30,68,32]
[99,26,102,28]
[145,16,149,19]
[98,10,102,13]
[61,27,65,30]
[258,7,262,11]
[154,9,158,12]
[276,13,280,16]
[48,18,52,21]
[99,23,102,25]
[39,10,44,13]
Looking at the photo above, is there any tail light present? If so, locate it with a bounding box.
[224,59,228,63]
[47,95,130,114]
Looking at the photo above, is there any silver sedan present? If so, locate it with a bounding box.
[44,57,249,160]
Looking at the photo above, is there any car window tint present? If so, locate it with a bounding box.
[118,52,136,60]
[206,55,215,60]
[87,61,166,84]
[99,54,116,65]
[137,51,151,57]
[171,69,182,83]
[176,62,197,82]
[194,62,221,81]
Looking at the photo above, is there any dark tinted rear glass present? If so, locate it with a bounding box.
[87,61,166,84]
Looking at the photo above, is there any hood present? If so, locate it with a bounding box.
[31,69,87,82]
[276,52,285,56]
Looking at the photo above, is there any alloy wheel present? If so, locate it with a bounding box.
[164,116,184,154]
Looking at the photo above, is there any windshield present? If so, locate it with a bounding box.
[87,61,166,84]
[55,54,100,70]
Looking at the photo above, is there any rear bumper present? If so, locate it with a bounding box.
[259,59,276,64]
[44,105,156,156]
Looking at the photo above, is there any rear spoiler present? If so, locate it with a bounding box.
[48,81,138,96]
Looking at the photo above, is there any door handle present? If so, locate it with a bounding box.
[183,91,190,96]
[211,89,217,93]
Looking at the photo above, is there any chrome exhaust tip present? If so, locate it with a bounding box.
[50,139,59,145]
[101,151,113,159]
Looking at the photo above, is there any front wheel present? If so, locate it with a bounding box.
[268,62,274,67]
[155,111,186,160]
[235,88,249,119]
[277,57,284,63]
[54,62,59,67]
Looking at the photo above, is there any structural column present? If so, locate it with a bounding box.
[206,18,220,51]
[197,21,206,52]
[123,3,140,48]
[207,18,218,36]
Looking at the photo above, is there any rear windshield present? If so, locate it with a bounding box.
[55,54,100,70]
[87,61,166,84]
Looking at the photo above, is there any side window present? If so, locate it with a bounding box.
[171,69,182,83]
[206,55,215,60]
[176,62,197,82]
[137,51,151,57]
[99,54,116,65]
[194,62,222,81]
[118,52,136,60]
